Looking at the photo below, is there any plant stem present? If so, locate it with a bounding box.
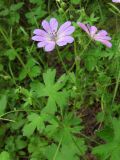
[0,117,15,122]
[69,40,92,72]
[56,46,68,74]
[53,136,63,160]
[0,109,40,118]
[0,27,33,81]
[8,62,17,86]
[48,0,51,14]
[112,69,120,103]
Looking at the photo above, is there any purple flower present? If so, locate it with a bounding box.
[32,18,75,52]
[78,22,112,48]
[112,0,120,3]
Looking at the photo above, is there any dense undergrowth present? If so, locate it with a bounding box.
[0,0,120,160]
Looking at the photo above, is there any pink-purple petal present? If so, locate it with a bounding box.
[42,20,52,33]
[78,22,112,48]
[97,30,108,36]
[95,35,111,41]
[32,36,46,42]
[57,36,74,46]
[77,22,89,35]
[50,18,58,33]
[90,26,97,37]
[57,21,71,35]
[44,42,55,52]
[96,39,112,48]
[37,41,46,48]
[33,29,48,37]
[56,41,67,46]
[58,26,75,37]
[112,0,120,3]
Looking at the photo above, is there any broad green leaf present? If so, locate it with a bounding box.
[85,55,97,71]
[19,58,40,80]
[92,118,120,160]
[0,151,10,160]
[28,136,47,160]
[25,5,47,25]
[15,136,27,150]
[45,113,84,144]
[23,113,45,137]
[5,49,17,60]
[10,2,24,11]
[45,137,86,160]
[31,69,69,114]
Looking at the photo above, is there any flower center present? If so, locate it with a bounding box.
[49,30,57,41]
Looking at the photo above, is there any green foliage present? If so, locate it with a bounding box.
[0,151,10,160]
[23,113,45,137]
[19,57,41,80]
[0,0,120,160]
[70,0,81,5]
[25,0,47,25]
[31,69,69,114]
[5,49,17,61]
[0,95,7,116]
[0,2,24,25]
[93,118,120,160]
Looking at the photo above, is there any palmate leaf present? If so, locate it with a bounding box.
[44,136,86,160]
[45,113,84,144]
[0,151,10,160]
[23,113,45,137]
[92,118,120,160]
[19,57,40,80]
[28,136,47,160]
[44,113,86,160]
[31,69,69,114]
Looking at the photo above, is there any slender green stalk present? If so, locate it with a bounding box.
[112,14,120,103]
[0,27,33,81]
[0,117,15,122]
[48,0,51,14]
[112,69,120,103]
[0,109,40,118]
[8,62,17,86]
[56,1,67,20]
[53,136,63,160]
[73,40,92,109]
[78,132,100,145]
[80,39,92,57]
[74,41,79,72]
[115,15,118,32]
[36,52,45,67]
[97,0,103,22]
[56,46,68,74]
[56,47,75,84]
[69,40,92,72]
[72,136,86,160]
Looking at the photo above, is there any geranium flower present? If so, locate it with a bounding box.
[78,22,112,48]
[32,18,75,52]
[112,0,120,3]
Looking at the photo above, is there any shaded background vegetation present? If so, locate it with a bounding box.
[0,0,120,160]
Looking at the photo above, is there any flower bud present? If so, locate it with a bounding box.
[70,15,74,19]
[61,2,66,8]
[73,86,77,91]
[58,8,64,13]
[56,0,61,2]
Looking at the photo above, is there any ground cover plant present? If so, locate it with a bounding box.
[0,0,120,159]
